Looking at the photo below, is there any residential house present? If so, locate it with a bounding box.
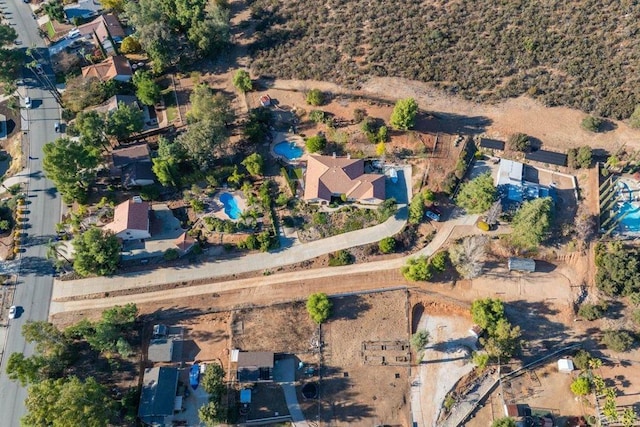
[77,13,126,56]
[95,94,141,115]
[64,0,103,21]
[303,154,385,205]
[82,55,133,82]
[104,198,151,241]
[138,367,179,427]
[495,159,556,204]
[231,350,274,383]
[110,144,155,188]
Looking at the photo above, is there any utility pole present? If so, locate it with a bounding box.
[25,47,64,107]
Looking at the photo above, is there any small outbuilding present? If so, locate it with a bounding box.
[558,358,574,373]
[479,138,505,151]
[508,257,536,273]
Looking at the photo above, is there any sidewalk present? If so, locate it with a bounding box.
[50,214,479,314]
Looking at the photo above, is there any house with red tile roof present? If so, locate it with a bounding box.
[303,154,385,205]
[104,198,151,240]
[82,55,132,82]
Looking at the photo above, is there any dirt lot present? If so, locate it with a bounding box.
[469,360,587,426]
[317,290,411,426]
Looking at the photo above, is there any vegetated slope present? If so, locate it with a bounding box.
[249,0,640,119]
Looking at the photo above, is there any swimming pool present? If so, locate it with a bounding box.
[617,201,640,232]
[274,141,303,160]
[219,193,242,220]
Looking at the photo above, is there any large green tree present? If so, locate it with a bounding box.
[241,153,264,177]
[492,418,516,427]
[22,376,114,427]
[594,242,640,296]
[390,97,418,130]
[510,197,553,249]
[133,71,161,106]
[72,111,107,148]
[471,298,505,335]
[73,228,120,277]
[43,138,101,203]
[306,293,332,324]
[456,172,497,213]
[0,24,21,84]
[201,364,225,397]
[105,102,144,140]
[232,69,252,93]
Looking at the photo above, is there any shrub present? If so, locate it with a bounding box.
[408,192,425,225]
[306,293,332,324]
[308,110,326,123]
[456,172,497,213]
[630,105,640,129]
[306,89,325,106]
[411,330,429,350]
[430,251,447,272]
[570,376,591,396]
[232,69,252,93]
[601,330,635,352]
[328,249,353,266]
[472,352,489,369]
[632,309,640,325]
[353,108,366,123]
[402,256,432,281]
[578,302,606,320]
[507,133,530,152]
[581,116,603,132]
[492,418,516,427]
[476,220,490,231]
[164,248,179,261]
[305,134,326,153]
[190,199,205,213]
[379,237,396,254]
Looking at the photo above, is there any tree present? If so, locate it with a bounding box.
[510,197,553,249]
[232,69,252,93]
[576,146,593,168]
[101,0,125,12]
[73,228,120,277]
[306,293,332,324]
[581,116,603,132]
[241,153,264,177]
[621,408,638,427]
[411,330,429,351]
[578,303,606,320]
[402,256,432,281]
[390,97,418,130]
[570,376,592,396]
[22,321,69,357]
[73,111,107,148]
[179,119,229,168]
[199,400,224,427]
[105,102,144,140]
[22,376,114,427]
[492,417,516,427]
[594,242,640,296]
[306,89,325,106]
[507,133,530,152]
[482,318,521,358]
[379,237,396,254]
[152,136,184,187]
[630,105,640,129]
[243,108,273,144]
[456,172,497,213]
[0,24,21,84]
[573,350,595,370]
[62,76,108,112]
[120,36,142,53]
[471,298,505,335]
[186,3,230,57]
[6,353,46,386]
[376,142,386,157]
[408,192,425,224]
[305,134,326,153]
[601,330,635,352]
[133,71,161,106]
[449,235,487,279]
[43,0,65,23]
[188,84,234,124]
[43,138,101,204]
[201,364,225,397]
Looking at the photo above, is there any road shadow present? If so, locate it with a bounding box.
[17,255,54,276]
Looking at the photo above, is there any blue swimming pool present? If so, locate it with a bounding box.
[219,193,242,220]
[274,141,303,160]
[617,202,640,232]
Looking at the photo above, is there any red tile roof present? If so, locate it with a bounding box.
[104,199,149,234]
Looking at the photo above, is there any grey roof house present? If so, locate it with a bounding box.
[508,257,536,272]
[138,367,179,426]
[110,144,155,188]
[231,350,274,383]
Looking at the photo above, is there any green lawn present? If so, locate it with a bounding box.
[162,88,178,123]
[45,21,55,39]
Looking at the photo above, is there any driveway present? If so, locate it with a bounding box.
[273,357,309,427]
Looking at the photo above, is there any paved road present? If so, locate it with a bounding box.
[0,1,61,425]
[50,214,479,313]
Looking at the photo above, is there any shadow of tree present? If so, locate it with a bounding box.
[330,295,372,321]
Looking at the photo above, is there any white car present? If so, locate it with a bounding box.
[24,97,32,109]
[68,28,80,39]
[8,305,16,319]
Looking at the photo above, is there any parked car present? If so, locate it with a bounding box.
[54,122,60,132]
[8,305,16,319]
[24,97,32,109]
[67,28,80,39]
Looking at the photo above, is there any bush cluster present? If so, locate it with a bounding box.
[249,0,640,119]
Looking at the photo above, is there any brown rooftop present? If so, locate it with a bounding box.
[112,144,150,168]
[236,351,274,368]
[81,55,132,82]
[104,199,150,234]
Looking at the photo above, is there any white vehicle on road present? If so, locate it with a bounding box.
[8,305,16,319]
[24,96,32,109]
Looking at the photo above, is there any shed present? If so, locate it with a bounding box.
[558,358,574,373]
[525,149,568,166]
[508,257,536,272]
[479,138,505,151]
